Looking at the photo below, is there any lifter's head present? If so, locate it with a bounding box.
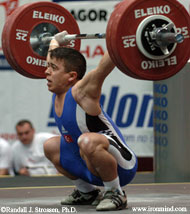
[49,47,86,80]
[45,47,86,94]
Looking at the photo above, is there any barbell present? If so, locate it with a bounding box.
[1,0,190,80]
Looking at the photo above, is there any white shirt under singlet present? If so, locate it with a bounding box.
[0,138,13,175]
[12,132,58,176]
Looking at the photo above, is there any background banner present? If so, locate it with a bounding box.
[0,0,189,157]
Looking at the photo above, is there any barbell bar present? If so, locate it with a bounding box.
[30,33,106,47]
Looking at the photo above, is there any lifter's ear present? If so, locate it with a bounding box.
[68,71,78,83]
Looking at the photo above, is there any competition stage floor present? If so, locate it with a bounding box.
[0,173,190,214]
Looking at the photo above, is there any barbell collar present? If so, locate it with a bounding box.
[149,27,184,56]
[150,29,184,47]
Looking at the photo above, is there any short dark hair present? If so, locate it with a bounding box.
[15,120,34,129]
[49,47,86,80]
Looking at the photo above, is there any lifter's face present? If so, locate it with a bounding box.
[45,55,76,94]
[16,123,34,145]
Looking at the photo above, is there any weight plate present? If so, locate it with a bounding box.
[5,2,81,78]
[108,0,190,80]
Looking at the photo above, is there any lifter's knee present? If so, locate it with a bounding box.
[77,133,108,158]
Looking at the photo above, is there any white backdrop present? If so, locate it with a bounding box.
[0,0,189,157]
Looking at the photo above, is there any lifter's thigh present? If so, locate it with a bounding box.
[44,136,77,179]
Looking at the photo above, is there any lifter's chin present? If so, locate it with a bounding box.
[47,84,54,93]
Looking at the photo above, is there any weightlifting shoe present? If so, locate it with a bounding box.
[96,188,127,211]
[61,188,101,205]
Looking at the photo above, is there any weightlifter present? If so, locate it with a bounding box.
[43,31,138,211]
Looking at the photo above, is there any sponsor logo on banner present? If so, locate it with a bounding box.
[70,9,108,22]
